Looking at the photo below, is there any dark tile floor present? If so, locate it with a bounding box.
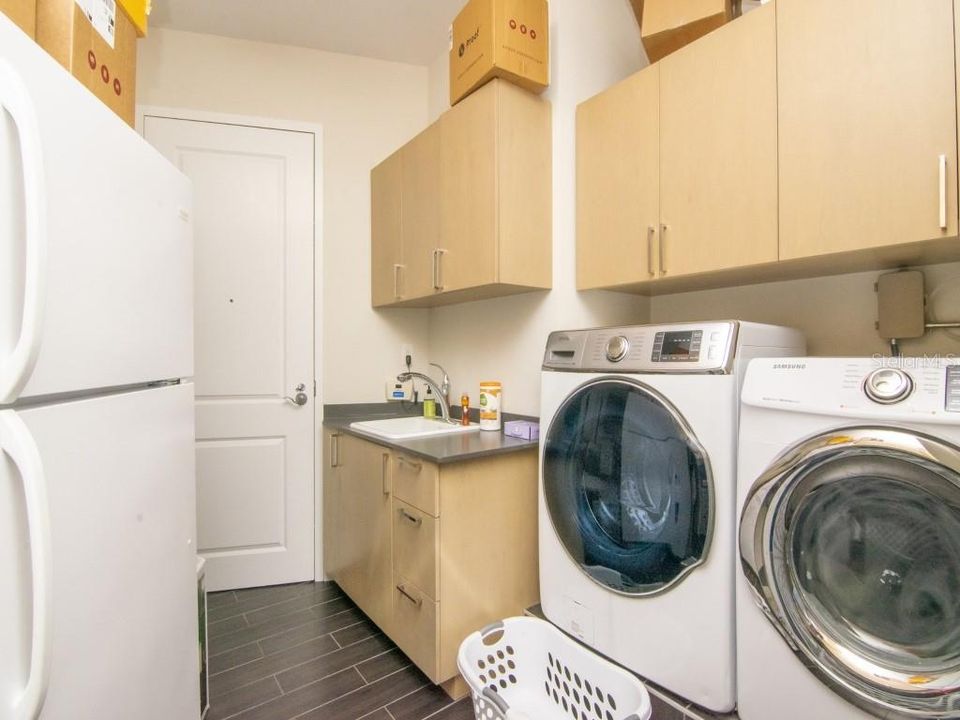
[206,581,728,720]
[205,581,473,720]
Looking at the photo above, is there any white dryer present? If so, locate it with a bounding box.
[738,357,960,720]
[539,321,805,712]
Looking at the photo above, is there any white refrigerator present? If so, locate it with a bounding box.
[0,13,200,720]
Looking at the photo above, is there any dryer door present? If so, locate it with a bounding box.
[542,378,713,596]
[740,427,960,719]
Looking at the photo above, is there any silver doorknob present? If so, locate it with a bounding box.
[285,383,309,407]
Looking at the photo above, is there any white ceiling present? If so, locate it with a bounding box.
[149,0,469,66]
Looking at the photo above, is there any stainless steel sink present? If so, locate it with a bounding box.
[349,416,480,440]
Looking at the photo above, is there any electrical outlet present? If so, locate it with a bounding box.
[385,377,413,402]
[400,344,413,368]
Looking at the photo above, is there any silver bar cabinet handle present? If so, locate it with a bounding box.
[659,223,668,275]
[939,154,948,230]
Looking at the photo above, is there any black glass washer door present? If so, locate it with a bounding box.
[543,378,713,596]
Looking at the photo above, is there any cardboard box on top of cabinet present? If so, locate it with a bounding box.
[449,0,549,106]
[36,0,139,125]
[0,0,37,37]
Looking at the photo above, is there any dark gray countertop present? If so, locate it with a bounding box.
[323,403,539,465]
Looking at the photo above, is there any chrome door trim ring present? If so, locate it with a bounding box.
[542,376,716,598]
[740,425,960,719]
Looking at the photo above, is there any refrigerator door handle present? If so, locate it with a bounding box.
[0,60,47,405]
[0,411,53,720]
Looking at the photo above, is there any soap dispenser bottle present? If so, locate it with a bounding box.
[423,386,437,418]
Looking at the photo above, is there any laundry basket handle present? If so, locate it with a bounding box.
[482,688,510,714]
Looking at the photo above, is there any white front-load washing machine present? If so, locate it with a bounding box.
[539,321,805,712]
[738,357,960,720]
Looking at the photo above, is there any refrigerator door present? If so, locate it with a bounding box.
[0,14,192,404]
[0,382,199,720]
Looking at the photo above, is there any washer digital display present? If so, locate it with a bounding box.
[652,330,702,362]
[947,366,960,413]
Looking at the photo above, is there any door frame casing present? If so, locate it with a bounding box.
[136,105,326,582]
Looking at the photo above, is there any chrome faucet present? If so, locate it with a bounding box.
[397,371,457,425]
[429,363,451,405]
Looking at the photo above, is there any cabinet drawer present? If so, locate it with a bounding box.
[392,453,439,516]
[393,576,439,682]
[393,499,439,600]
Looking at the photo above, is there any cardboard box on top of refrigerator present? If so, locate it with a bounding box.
[449,0,549,106]
[0,0,37,37]
[36,0,139,125]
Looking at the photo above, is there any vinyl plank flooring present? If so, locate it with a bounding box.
[206,582,470,720]
[209,642,264,675]
[206,676,281,720]
[356,648,412,683]
[259,607,364,655]
[276,633,395,693]
[332,617,381,647]
[231,667,366,720]
[424,699,475,720]
[211,634,339,698]
[298,665,431,720]
[386,684,458,720]
[209,614,249,639]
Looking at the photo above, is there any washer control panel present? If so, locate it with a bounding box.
[652,329,703,363]
[948,366,960,413]
[542,321,741,373]
[605,335,630,362]
[864,367,914,404]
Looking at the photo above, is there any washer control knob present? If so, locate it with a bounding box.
[605,336,630,362]
[864,368,913,404]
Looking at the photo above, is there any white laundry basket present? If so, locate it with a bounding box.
[457,617,652,720]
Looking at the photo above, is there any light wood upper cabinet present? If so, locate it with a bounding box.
[401,123,442,299]
[777,0,957,259]
[576,66,660,289]
[659,2,778,277]
[439,81,499,293]
[333,434,393,633]
[372,79,551,308]
[440,79,552,298]
[370,150,402,306]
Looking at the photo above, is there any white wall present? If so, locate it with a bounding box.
[651,262,960,357]
[136,28,433,404]
[424,0,651,416]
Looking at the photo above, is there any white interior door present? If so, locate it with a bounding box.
[144,116,316,591]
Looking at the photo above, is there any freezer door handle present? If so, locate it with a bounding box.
[0,61,47,405]
[0,410,53,720]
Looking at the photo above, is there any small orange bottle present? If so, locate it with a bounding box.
[460,393,470,426]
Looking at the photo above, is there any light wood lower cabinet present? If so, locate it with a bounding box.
[332,434,393,633]
[326,433,539,689]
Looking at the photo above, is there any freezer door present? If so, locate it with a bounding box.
[0,14,192,404]
[0,382,199,720]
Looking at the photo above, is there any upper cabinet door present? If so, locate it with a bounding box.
[371,150,403,307]
[778,0,958,260]
[576,66,660,289]
[659,3,779,277]
[401,123,442,300]
[440,81,498,293]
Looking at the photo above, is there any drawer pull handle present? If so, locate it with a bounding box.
[397,584,422,608]
[329,433,340,468]
[399,508,422,527]
[646,225,656,277]
[397,456,422,471]
[939,154,948,230]
[381,453,390,495]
